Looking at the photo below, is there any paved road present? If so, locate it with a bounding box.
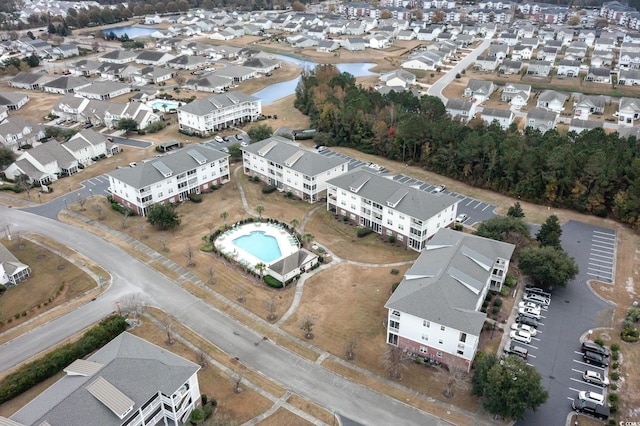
[0,207,449,426]
[110,135,153,149]
[427,38,493,104]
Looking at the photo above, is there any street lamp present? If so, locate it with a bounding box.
[116,301,121,316]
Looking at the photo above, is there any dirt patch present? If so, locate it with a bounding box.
[258,407,314,426]
[285,394,335,425]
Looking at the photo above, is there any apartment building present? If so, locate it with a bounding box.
[242,136,349,203]
[326,169,459,251]
[108,145,230,215]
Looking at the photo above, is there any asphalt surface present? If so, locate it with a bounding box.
[516,221,615,426]
[110,135,153,148]
[0,207,449,426]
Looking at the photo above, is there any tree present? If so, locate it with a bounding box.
[120,293,146,320]
[507,202,525,218]
[247,124,273,142]
[255,262,266,279]
[301,315,315,339]
[160,317,175,344]
[184,243,195,267]
[255,205,265,219]
[567,15,581,26]
[344,337,358,360]
[413,9,424,20]
[227,143,242,159]
[595,18,609,28]
[519,246,578,289]
[444,358,467,398]
[146,203,181,230]
[475,216,531,243]
[189,407,205,425]
[77,12,89,27]
[292,0,305,11]
[382,345,406,380]
[117,118,138,133]
[289,218,299,231]
[432,10,445,22]
[220,211,228,227]
[474,354,548,420]
[536,214,562,249]
[302,233,314,248]
[0,147,15,168]
[380,9,393,19]
[264,296,278,321]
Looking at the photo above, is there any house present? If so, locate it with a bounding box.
[8,72,55,90]
[498,32,519,46]
[9,332,201,426]
[135,51,175,66]
[536,90,568,113]
[215,64,258,83]
[569,119,603,134]
[242,137,350,203]
[526,108,558,133]
[379,69,416,88]
[619,68,640,85]
[47,43,79,60]
[76,81,131,101]
[345,21,366,35]
[62,129,119,166]
[618,97,640,127]
[487,43,509,61]
[103,102,161,131]
[267,249,318,283]
[557,59,581,77]
[42,76,92,94]
[501,83,531,109]
[511,44,533,61]
[463,79,495,103]
[564,47,587,62]
[481,107,515,129]
[98,50,138,64]
[573,95,606,120]
[591,50,614,68]
[0,116,43,152]
[5,140,79,184]
[384,228,514,371]
[499,60,522,75]
[368,33,392,50]
[618,44,640,69]
[585,67,612,84]
[402,51,442,71]
[416,26,442,41]
[527,60,552,77]
[326,169,460,251]
[316,41,339,52]
[132,66,174,85]
[397,30,416,41]
[536,46,558,62]
[184,73,233,93]
[595,35,617,50]
[343,38,367,51]
[578,30,596,46]
[446,99,477,123]
[69,59,102,77]
[108,145,230,215]
[520,37,539,49]
[96,62,139,81]
[167,55,209,70]
[0,243,30,286]
[0,92,29,111]
[240,57,280,74]
[475,55,498,71]
[178,92,261,137]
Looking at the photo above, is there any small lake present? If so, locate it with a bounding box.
[102,26,156,38]
[253,54,377,105]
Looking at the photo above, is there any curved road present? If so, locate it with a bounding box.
[0,207,449,426]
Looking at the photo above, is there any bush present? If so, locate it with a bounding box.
[343,215,348,222]
[610,372,620,381]
[612,361,620,369]
[609,403,618,414]
[188,193,202,203]
[391,282,400,293]
[356,227,373,238]
[611,343,620,352]
[611,351,619,361]
[500,286,510,297]
[210,184,218,191]
[594,338,604,346]
[621,326,639,342]
[455,73,461,78]
[492,305,500,314]
[389,236,396,243]
[262,184,277,194]
[390,269,400,275]
[264,275,283,288]
[0,284,6,294]
[286,191,292,198]
[0,315,126,404]
[608,392,619,403]
[252,176,259,183]
[493,298,503,307]
[505,275,517,287]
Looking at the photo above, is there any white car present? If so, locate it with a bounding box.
[456,213,468,223]
[523,293,550,306]
[518,301,542,311]
[214,136,224,143]
[518,307,541,319]
[240,142,248,147]
[578,391,605,406]
[583,370,609,387]
[509,330,532,344]
[510,323,537,336]
[368,163,383,171]
[433,185,446,193]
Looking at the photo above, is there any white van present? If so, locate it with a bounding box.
[523,293,550,306]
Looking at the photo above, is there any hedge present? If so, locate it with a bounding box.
[262,184,277,194]
[0,315,127,404]
[264,275,283,288]
[188,193,202,203]
[356,228,373,238]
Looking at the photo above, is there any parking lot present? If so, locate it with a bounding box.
[202,133,249,152]
[317,148,383,172]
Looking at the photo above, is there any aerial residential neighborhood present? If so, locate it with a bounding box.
[0,0,637,425]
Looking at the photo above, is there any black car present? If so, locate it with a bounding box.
[222,136,230,141]
[515,314,539,328]
[582,341,610,357]
[572,399,609,421]
[583,350,609,367]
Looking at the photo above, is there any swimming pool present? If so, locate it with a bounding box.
[233,231,282,263]
[148,100,181,111]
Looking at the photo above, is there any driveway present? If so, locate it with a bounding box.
[0,207,451,426]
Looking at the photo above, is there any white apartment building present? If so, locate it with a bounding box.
[8,332,201,426]
[385,229,515,371]
[177,92,261,137]
[108,145,230,215]
[242,136,349,203]
[326,169,460,251]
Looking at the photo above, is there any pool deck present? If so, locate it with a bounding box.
[214,222,299,270]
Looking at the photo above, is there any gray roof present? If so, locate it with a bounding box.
[385,228,514,335]
[576,95,606,109]
[108,144,228,188]
[446,99,474,112]
[215,64,256,79]
[501,60,522,69]
[619,68,640,80]
[0,92,28,107]
[168,54,208,66]
[569,119,603,130]
[538,90,567,104]
[589,67,611,77]
[11,332,200,426]
[559,59,580,67]
[26,141,78,169]
[269,249,317,275]
[327,169,459,221]
[178,92,258,116]
[100,50,138,61]
[0,242,28,279]
[482,107,512,119]
[135,51,167,62]
[9,72,54,86]
[77,81,130,96]
[42,76,91,90]
[527,108,558,122]
[243,136,349,176]
[465,79,493,94]
[63,129,110,152]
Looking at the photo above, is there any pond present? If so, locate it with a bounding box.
[102,26,157,39]
[252,54,377,105]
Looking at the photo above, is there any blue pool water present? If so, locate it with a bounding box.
[102,26,157,38]
[150,100,181,111]
[233,231,282,263]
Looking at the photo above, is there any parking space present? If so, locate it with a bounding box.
[567,355,608,403]
[587,230,616,283]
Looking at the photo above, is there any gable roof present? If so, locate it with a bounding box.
[269,249,317,276]
[385,228,514,335]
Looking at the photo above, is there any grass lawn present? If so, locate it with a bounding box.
[258,408,314,426]
[0,238,96,332]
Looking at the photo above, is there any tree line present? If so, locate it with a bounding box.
[295,65,640,228]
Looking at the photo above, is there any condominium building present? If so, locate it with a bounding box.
[326,169,460,251]
[242,136,349,203]
[177,92,261,137]
[108,145,229,215]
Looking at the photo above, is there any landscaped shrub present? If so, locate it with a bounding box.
[188,193,202,203]
[252,176,259,182]
[611,343,620,352]
[0,284,6,294]
[493,298,503,307]
[505,275,517,287]
[262,184,277,194]
[343,216,348,222]
[390,269,400,275]
[286,191,292,198]
[388,236,396,243]
[611,372,620,381]
[609,404,618,414]
[210,184,218,191]
[609,392,619,403]
[356,227,373,238]
[0,315,126,404]
[391,282,400,293]
[611,351,619,361]
[500,286,510,297]
[492,305,500,314]
[594,338,604,346]
[264,275,283,288]
[610,383,617,390]
[612,361,620,369]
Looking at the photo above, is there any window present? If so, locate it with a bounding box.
[388,333,398,345]
[436,351,442,358]
[423,320,430,327]
[457,349,464,355]
[392,310,400,317]
[398,224,404,231]
[440,325,445,331]
[350,213,356,220]
[397,234,404,241]
[420,346,428,354]
[390,320,400,329]
[386,229,393,236]
[460,332,467,343]
[438,339,443,345]
[421,334,428,341]
[387,219,393,226]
